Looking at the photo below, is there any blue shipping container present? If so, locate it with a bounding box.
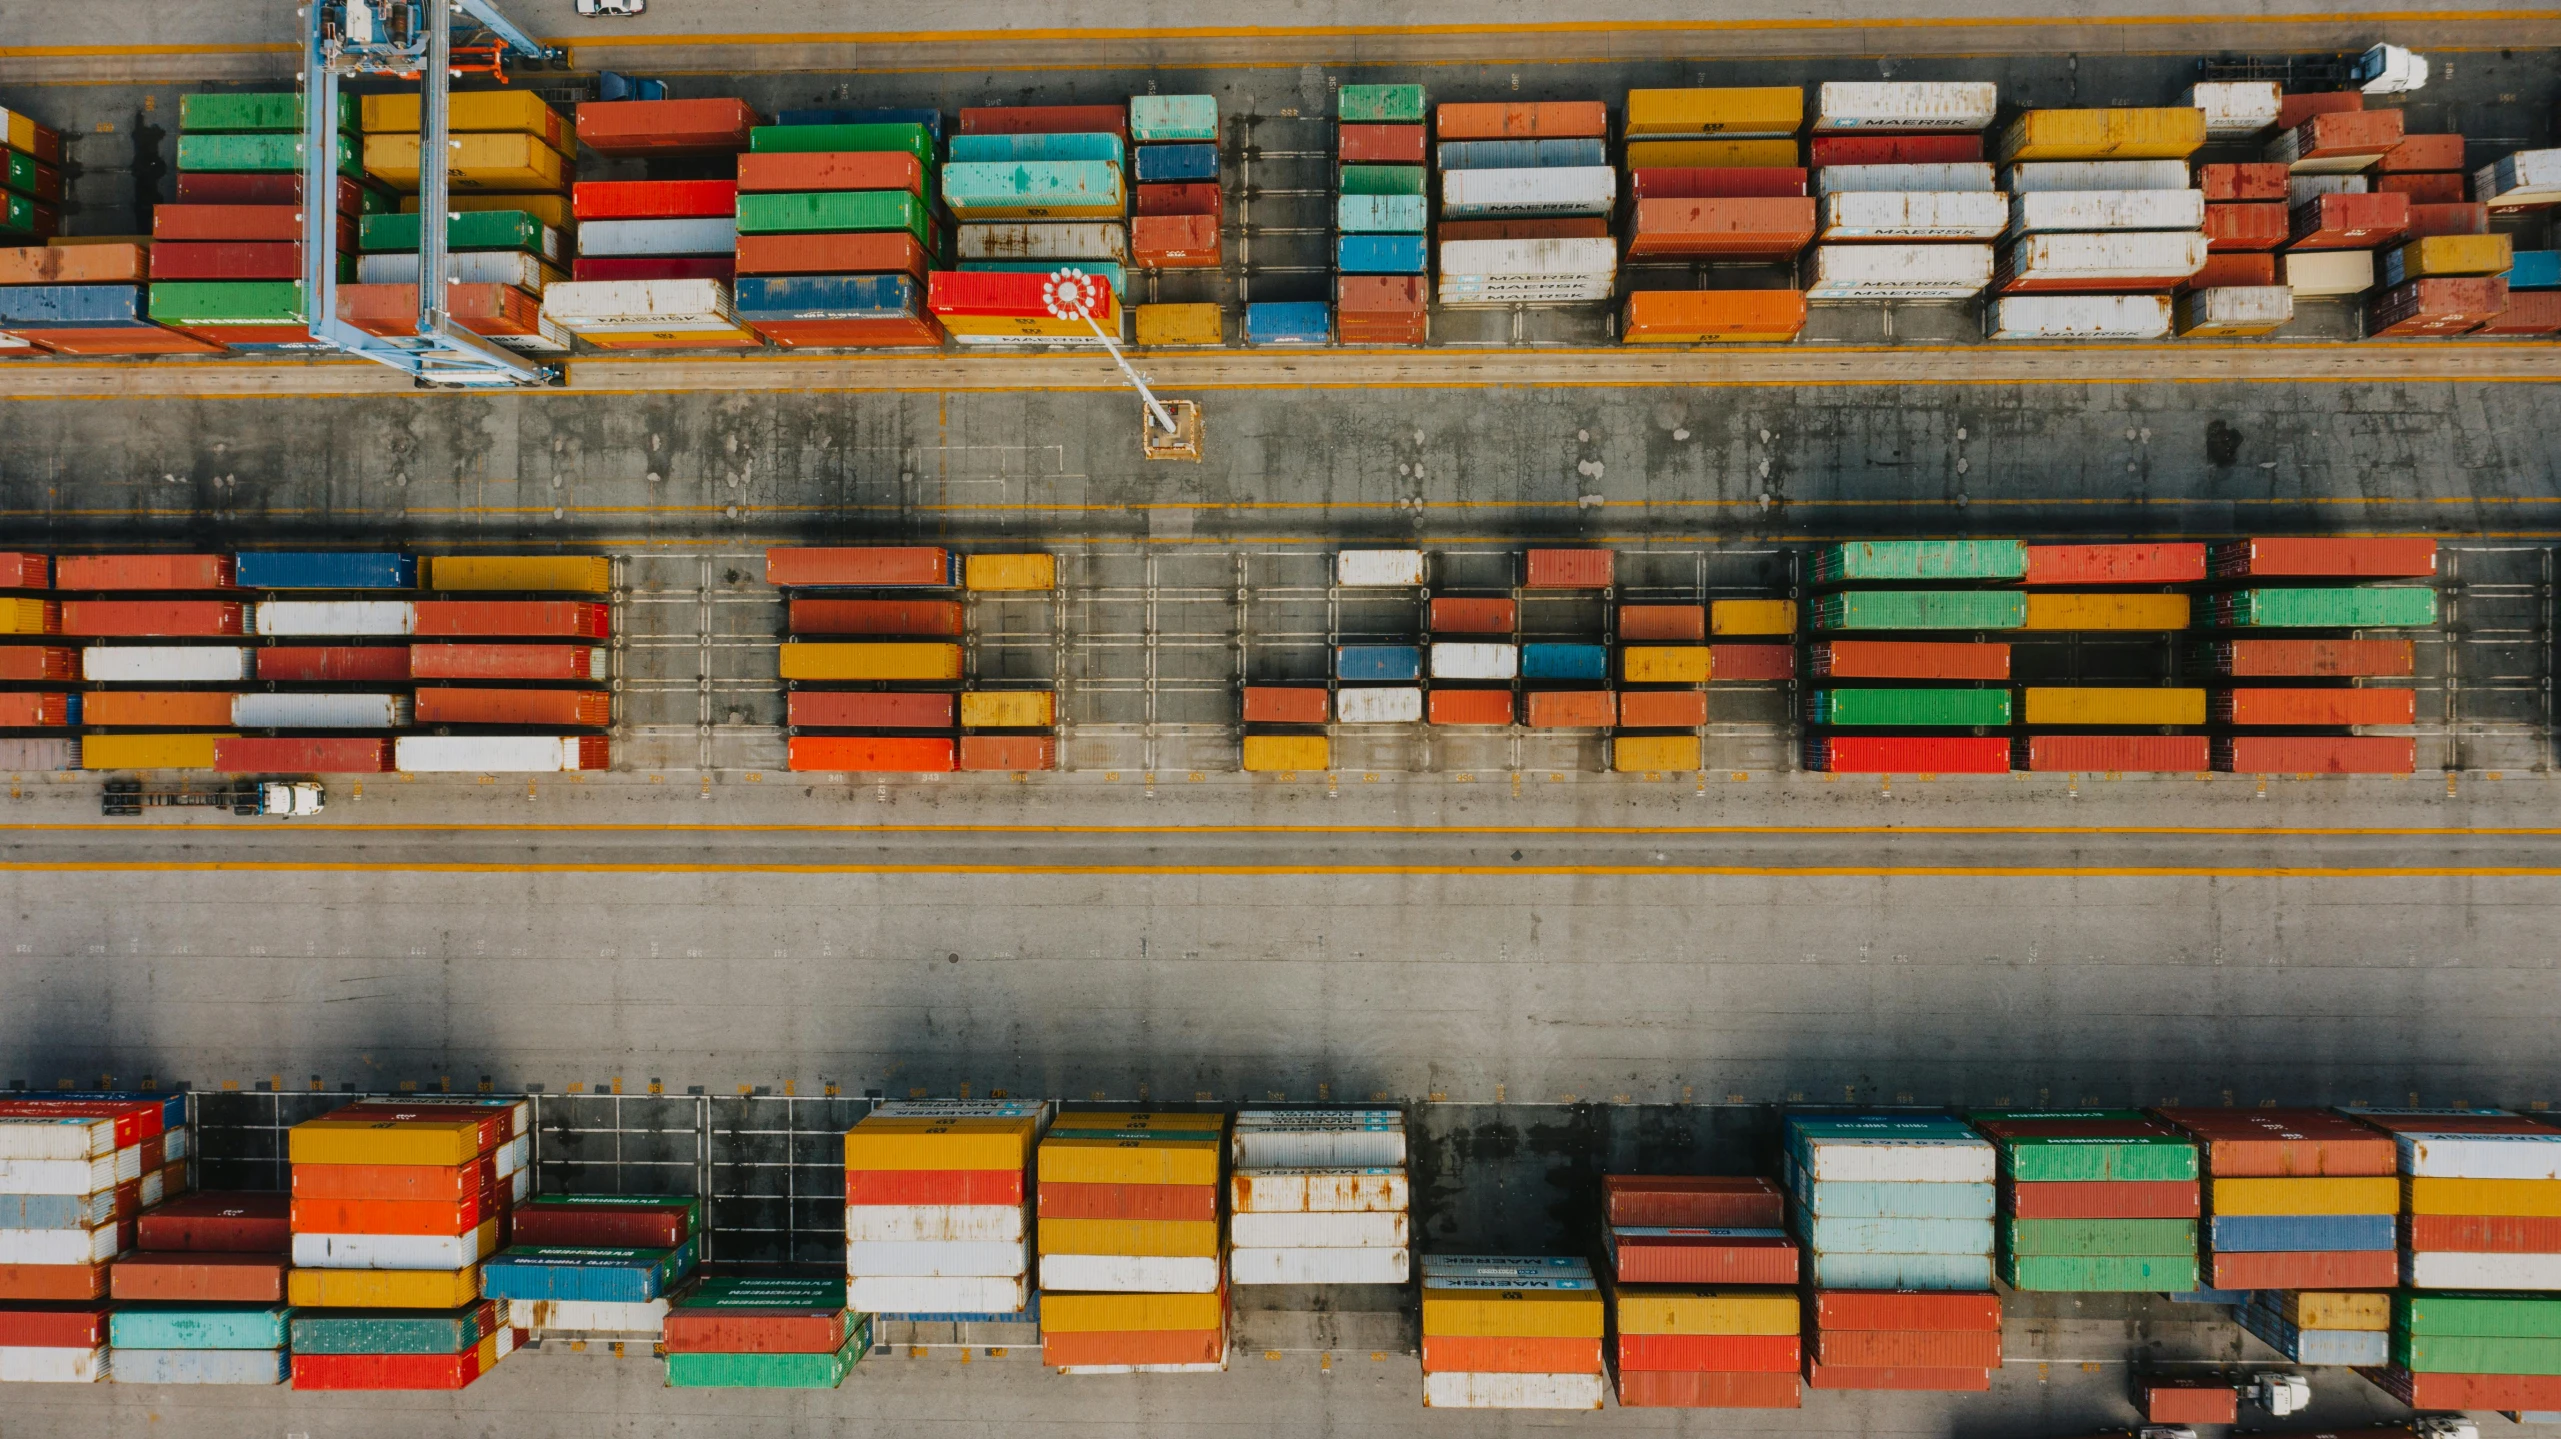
[1437,138,1608,171]
[1134,143,1219,183]
[2207,1213,2397,1253]
[961,260,1128,303]
[1246,301,1331,346]
[107,1348,288,1385]
[479,1238,699,1303]
[234,552,417,590]
[776,107,944,140]
[732,274,924,321]
[2510,250,2561,290]
[1338,234,1428,274]
[0,1191,115,1228]
[1337,193,1428,234]
[1337,645,1421,682]
[947,132,1124,167]
[0,284,148,327]
[1521,643,1608,680]
[110,1305,291,1351]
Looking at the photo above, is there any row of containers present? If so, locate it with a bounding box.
[5,77,2561,357]
[10,1095,2561,1415]
[0,553,614,775]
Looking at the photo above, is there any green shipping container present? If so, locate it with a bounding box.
[290,1307,487,1355]
[1341,165,1428,196]
[358,210,558,260]
[1340,84,1427,124]
[2002,1217,2199,1256]
[1129,95,1219,142]
[2218,587,2439,628]
[2397,1292,2561,1338]
[179,91,358,134]
[1814,590,2028,631]
[1815,539,2028,583]
[108,1304,291,1350]
[1,192,44,237]
[2393,1332,2561,1375]
[1999,1136,2200,1183]
[1811,688,2012,727]
[148,281,309,325]
[2001,1252,2199,1292]
[664,1322,869,1388]
[748,123,936,168]
[5,150,48,198]
[734,190,931,246]
[176,131,366,178]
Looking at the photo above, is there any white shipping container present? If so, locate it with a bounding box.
[2477,150,2561,209]
[2281,250,2375,296]
[0,1345,105,1383]
[1231,1246,1411,1285]
[1232,1168,1411,1213]
[541,279,738,325]
[1797,1135,1995,1183]
[507,1298,668,1334]
[1819,190,2008,240]
[81,647,252,684]
[1813,162,1995,195]
[494,1133,529,1179]
[108,1347,287,1385]
[2178,285,2294,335]
[2007,189,2205,236]
[576,217,738,257]
[1801,244,1994,300]
[1234,1127,1408,1168]
[1235,1108,1401,1125]
[1429,643,1517,681]
[250,601,415,637]
[163,1126,190,1162]
[1815,81,1998,133]
[2398,1133,2561,1180]
[840,1204,1027,1245]
[1335,688,1422,724]
[0,1117,120,1162]
[2006,160,2192,193]
[355,250,555,291]
[1439,166,1616,218]
[2002,231,2209,282]
[1034,1253,1222,1293]
[957,223,1131,262]
[0,738,75,771]
[291,1226,492,1270]
[842,1236,1030,1278]
[1058,1357,1229,1375]
[1987,294,2173,340]
[2290,174,2369,205]
[848,1274,1028,1314]
[868,1100,1052,1119]
[2404,1251,2561,1289]
[1229,1210,1410,1249]
[0,1223,119,1266]
[1336,550,1425,587]
[484,314,572,355]
[1423,1371,1608,1410]
[0,1155,119,1194]
[393,736,597,774]
[1437,238,1616,281]
[2183,81,2282,137]
[1437,271,1615,305]
[230,693,410,729]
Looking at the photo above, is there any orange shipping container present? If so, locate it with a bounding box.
[290,1195,482,1238]
[788,598,964,635]
[2184,252,2278,290]
[1525,549,1614,589]
[1623,289,1807,342]
[337,282,542,339]
[2370,276,2507,336]
[733,231,932,282]
[0,243,149,285]
[957,734,1055,771]
[60,600,243,636]
[1131,213,1220,267]
[0,693,67,726]
[1810,641,2009,680]
[735,150,925,195]
[1241,686,1328,725]
[1526,690,1613,727]
[1428,689,1513,726]
[2379,171,2466,203]
[291,1161,491,1202]
[1625,198,1815,259]
[0,646,76,681]
[413,601,610,639]
[2204,203,2289,252]
[1619,605,1705,641]
[2475,291,2561,335]
[788,692,955,729]
[1618,690,1707,727]
[0,553,45,589]
[788,735,955,772]
[412,688,611,727]
[576,98,762,156]
[1437,101,1609,139]
[2198,163,2290,202]
[1430,598,1515,634]
[1420,1335,1604,1373]
[2215,687,2416,725]
[81,692,235,727]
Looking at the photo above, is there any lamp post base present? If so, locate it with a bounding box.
[1142,399,1203,462]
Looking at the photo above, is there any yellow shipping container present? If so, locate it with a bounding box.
[363,132,571,193]
[362,91,573,155]
[2407,1176,2561,1217]
[1613,1286,1800,1336]
[2206,1175,2399,1216]
[2281,1291,2390,1331]
[400,192,575,229]
[1422,1289,1605,1338]
[1622,647,1710,684]
[1136,302,1223,346]
[427,556,612,593]
[842,1126,1035,1171]
[1048,1112,1225,1132]
[1711,599,1796,636]
[1614,735,1701,773]
[1243,734,1328,772]
[1037,1217,1220,1257]
[288,1266,482,1309]
[1042,1290,1224,1332]
[2022,592,2190,631]
[1625,87,1804,137]
[778,642,963,682]
[1995,107,2206,162]
[2020,687,2205,726]
[0,598,58,635]
[960,690,1056,729]
[287,1117,490,1167]
[964,553,1056,592]
[79,733,227,771]
[1625,138,1799,169]
[1037,1137,1220,1186]
[2390,233,2513,279]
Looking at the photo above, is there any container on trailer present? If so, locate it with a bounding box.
[2267,111,2405,173]
[2476,150,2561,209]
[1801,244,1993,299]
[1805,735,2011,773]
[2213,736,2415,774]
[2177,285,2293,336]
[1814,82,1998,132]
[2020,735,2211,772]
[2008,190,2205,236]
[1817,191,2006,240]
[212,737,393,773]
[1995,109,2206,163]
[786,735,956,773]
[410,645,605,681]
[1987,294,2172,339]
[1621,289,1807,342]
[1435,102,1607,140]
[2182,82,2282,137]
[393,735,608,773]
[2277,91,2368,130]
[576,99,762,156]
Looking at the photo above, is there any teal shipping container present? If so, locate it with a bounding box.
[1129,95,1218,142]
[941,161,1127,218]
[949,132,1123,166]
[665,1317,870,1388]
[109,1305,291,1350]
[1791,1214,1995,1253]
[290,1307,488,1355]
[1339,194,1428,233]
[1814,591,2028,630]
[2212,587,2438,628]
[1340,84,1428,124]
[1815,539,2029,582]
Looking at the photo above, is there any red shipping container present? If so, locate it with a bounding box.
[2212,536,2435,577]
[1808,735,2011,773]
[169,322,316,346]
[1135,182,1221,219]
[1626,197,1816,259]
[54,554,233,590]
[788,691,955,729]
[2181,251,2279,290]
[2203,203,2289,252]
[2288,191,2408,249]
[137,1190,288,1251]
[174,173,375,213]
[337,282,543,340]
[2215,687,2413,726]
[960,104,1128,139]
[845,1170,1026,1207]
[1809,641,2009,680]
[413,600,608,639]
[1810,134,1983,167]
[1617,605,1703,641]
[0,1306,107,1347]
[2023,542,2206,584]
[2475,290,2561,335]
[752,315,945,348]
[2370,275,2507,335]
[572,179,738,219]
[1337,274,1425,318]
[0,646,76,681]
[0,245,147,286]
[2143,1380,2240,1425]
[1806,1362,1991,1392]
[1419,1335,1603,1373]
[108,1251,287,1302]
[2210,639,2412,677]
[512,1206,688,1249]
[412,689,612,727]
[1613,1369,1805,1409]
[2020,735,2211,774]
[1710,644,1794,680]
[1431,598,1515,634]
[1815,1328,2001,1369]
[1437,101,1608,139]
[1037,1181,1218,1222]
[0,693,66,726]
[576,98,762,156]
[1044,1328,1224,1368]
[1606,1175,1784,1228]
[26,326,227,357]
[2284,109,2404,163]
[2378,133,2465,173]
[790,598,963,635]
[2004,1179,2199,1219]
[1618,691,1707,727]
[0,1098,162,1143]
[293,1158,496,1202]
[929,269,1118,316]
[958,734,1055,771]
[2403,201,2487,238]
[1339,124,1427,164]
[2277,91,2362,131]
[60,600,242,636]
[213,738,393,773]
[573,256,738,284]
[1437,217,1613,242]
[152,205,356,249]
[410,645,602,681]
[1131,213,1220,267]
[2378,171,2466,203]
[2361,1367,2561,1411]
[787,735,956,772]
[1525,690,1613,728]
[1609,1233,1797,1285]
[2198,162,2291,202]
[148,241,314,281]
[1616,1332,1799,1372]
[662,1308,847,1355]
[1242,686,1329,725]
[0,1265,108,1300]
[290,1349,485,1391]
[2218,732,2415,777]
[1525,548,1613,589]
[1632,167,1809,200]
[1428,689,1513,726]
[2155,1107,2395,1175]
[2407,1215,2561,1251]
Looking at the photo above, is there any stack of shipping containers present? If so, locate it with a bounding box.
[0,234,211,356]
[1990,107,2210,339]
[494,1193,697,1344]
[842,1101,1042,1327]
[0,105,61,245]
[2238,1287,2391,1367]
[734,116,940,347]
[2478,145,2561,334]
[956,552,1060,773]
[1436,100,1615,316]
[1239,549,1387,772]
[935,104,1128,347]
[1227,1109,1410,1287]
[549,98,762,346]
[1803,540,2019,775]
[1520,549,1614,739]
[1617,87,1809,344]
[664,1275,866,1387]
[774,545,967,774]
[1420,1253,1606,1409]
[1785,1112,2001,1394]
[1424,554,1514,733]
[1127,93,1225,346]
[0,551,70,766]
[0,1092,189,1383]
[410,556,615,746]
[61,552,252,775]
[2011,542,2205,775]
[109,1186,289,1385]
[2204,537,2429,774]
[1600,1175,1801,1408]
[1333,548,1426,734]
[1973,1108,2200,1293]
[150,92,360,350]
[1335,84,1429,346]
[1611,595,1707,773]
[1037,1111,1229,1373]
[2156,1106,2400,1325]
[1803,82,2001,310]
[347,91,571,355]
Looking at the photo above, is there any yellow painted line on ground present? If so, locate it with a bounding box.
[0,861,2551,879]
[9,823,2555,837]
[0,43,295,57]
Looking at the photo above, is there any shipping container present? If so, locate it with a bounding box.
[2267,111,2405,173]
[577,99,762,156]
[410,645,605,682]
[0,244,147,287]
[2213,688,2415,726]
[1996,109,2206,163]
[2020,593,2190,629]
[786,735,956,773]
[779,642,964,682]
[1616,691,1706,727]
[2472,291,2561,335]
[79,733,226,770]
[81,647,252,683]
[257,646,410,681]
[59,600,245,637]
[1995,233,2209,292]
[2370,276,2508,335]
[1631,167,1807,200]
[2281,250,2374,296]
[2380,171,2468,204]
[1804,735,2011,773]
[233,552,413,590]
[1810,134,1984,168]
[959,104,1128,139]
[958,734,1055,771]
[1436,102,1608,140]
[1525,550,1613,589]
[425,557,611,594]
[1815,81,1998,133]
[1814,591,2026,630]
[1987,294,2172,339]
[1816,163,1996,195]
[788,692,955,730]
[2019,735,2211,772]
[2212,586,2437,627]
[412,601,608,639]
[1436,138,1606,171]
[2176,285,2293,336]
[1431,643,1519,681]
[413,689,611,728]
[250,599,412,636]
[1337,687,1422,723]
[1614,605,1702,641]
[2020,687,2205,725]
[2477,150,2561,209]
[394,735,609,773]
[79,691,232,727]
[2183,82,2282,138]
[1801,244,1994,299]
[0,598,60,635]
[1625,138,1799,169]
[2211,537,2435,577]
[2207,639,2412,677]
[1817,192,2007,241]
[1809,688,2011,726]
[2213,735,2415,774]
[2289,192,2409,249]
[1136,301,1225,345]
[766,547,955,588]
[212,737,392,773]
[2199,162,2291,202]
[1525,690,1614,728]
[230,691,407,727]
[1426,689,1512,726]
[0,645,75,680]
[1241,687,1328,726]
[947,131,1123,166]
[1339,124,1427,165]
[1629,198,1816,257]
